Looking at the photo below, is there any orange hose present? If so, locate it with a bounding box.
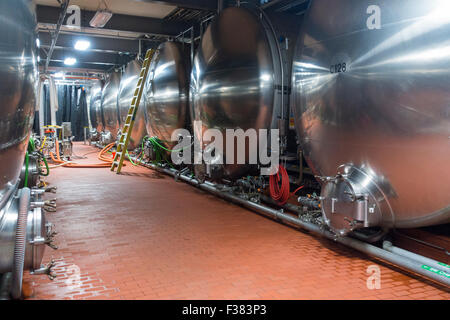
[49,142,123,168]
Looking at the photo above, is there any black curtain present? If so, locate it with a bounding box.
[34,85,88,141]
[33,85,51,134]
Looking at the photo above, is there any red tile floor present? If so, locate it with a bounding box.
[24,143,450,300]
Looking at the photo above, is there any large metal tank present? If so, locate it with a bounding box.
[0,0,50,298]
[292,0,450,235]
[0,0,37,209]
[190,6,287,180]
[88,80,104,133]
[118,60,147,149]
[143,42,190,148]
[101,71,121,141]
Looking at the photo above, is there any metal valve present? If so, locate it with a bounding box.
[45,186,57,193]
[315,175,336,183]
[30,201,45,209]
[31,188,46,196]
[45,239,58,250]
[32,260,57,280]
[44,198,57,212]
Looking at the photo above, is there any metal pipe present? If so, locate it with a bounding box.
[140,162,450,287]
[190,27,194,67]
[44,0,70,73]
[38,79,45,137]
[218,0,225,13]
[383,241,450,275]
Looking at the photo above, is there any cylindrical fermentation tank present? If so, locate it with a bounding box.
[292,0,450,235]
[118,60,147,149]
[101,71,121,141]
[143,42,191,149]
[190,6,296,180]
[0,0,50,297]
[0,2,37,201]
[88,80,104,133]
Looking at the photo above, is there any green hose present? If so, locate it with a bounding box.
[40,156,50,176]
[126,150,139,166]
[28,136,35,153]
[147,136,191,153]
[24,151,29,188]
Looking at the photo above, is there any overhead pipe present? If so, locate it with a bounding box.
[138,161,450,288]
[218,0,225,13]
[44,0,70,73]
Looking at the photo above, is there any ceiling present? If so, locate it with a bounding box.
[37,0,309,80]
[35,0,176,19]
[37,0,213,76]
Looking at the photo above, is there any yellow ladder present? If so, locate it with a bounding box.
[111,49,155,174]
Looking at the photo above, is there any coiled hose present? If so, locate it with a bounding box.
[269,165,305,205]
[269,165,291,205]
[11,187,30,299]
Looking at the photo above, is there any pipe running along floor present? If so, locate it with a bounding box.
[23,143,450,300]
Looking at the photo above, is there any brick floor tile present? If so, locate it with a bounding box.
[23,143,450,300]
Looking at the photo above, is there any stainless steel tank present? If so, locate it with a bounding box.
[101,71,121,141]
[118,60,147,149]
[0,0,38,209]
[0,0,51,297]
[88,80,104,133]
[292,0,450,234]
[190,6,287,180]
[143,42,190,148]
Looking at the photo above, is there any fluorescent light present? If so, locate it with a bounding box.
[89,10,113,28]
[64,57,77,66]
[74,40,90,51]
[36,38,40,48]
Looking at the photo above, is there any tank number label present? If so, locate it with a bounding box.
[330,63,347,74]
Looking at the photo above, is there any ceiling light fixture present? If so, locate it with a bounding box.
[64,57,77,66]
[74,40,91,51]
[90,0,113,28]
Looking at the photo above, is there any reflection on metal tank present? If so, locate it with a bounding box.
[0,0,37,206]
[88,80,104,133]
[292,0,450,234]
[101,71,121,140]
[144,42,190,147]
[0,1,51,297]
[190,7,284,180]
[118,60,147,149]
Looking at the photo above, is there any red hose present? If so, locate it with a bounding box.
[269,165,305,205]
[269,165,291,205]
